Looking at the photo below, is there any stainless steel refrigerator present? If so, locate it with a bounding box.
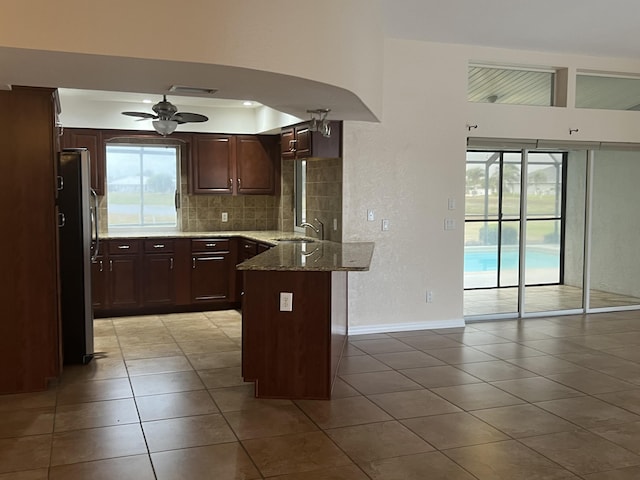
[58,148,99,364]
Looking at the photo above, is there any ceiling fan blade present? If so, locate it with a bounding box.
[122,111,157,119]
[173,112,209,123]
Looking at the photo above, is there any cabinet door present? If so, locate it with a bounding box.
[91,256,108,310]
[239,239,258,261]
[108,254,141,309]
[280,127,296,160]
[142,254,175,306]
[62,129,105,195]
[294,125,311,158]
[236,135,277,194]
[190,134,235,194]
[191,254,231,302]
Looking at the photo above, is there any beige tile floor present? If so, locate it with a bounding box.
[2,310,640,478]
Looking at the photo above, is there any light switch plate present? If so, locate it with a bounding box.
[222,212,228,222]
[279,292,293,312]
[367,210,375,222]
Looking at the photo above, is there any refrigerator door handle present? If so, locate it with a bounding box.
[90,188,100,261]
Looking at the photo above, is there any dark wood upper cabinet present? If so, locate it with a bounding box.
[236,135,278,194]
[190,134,278,195]
[61,128,105,195]
[280,121,342,160]
[190,134,235,194]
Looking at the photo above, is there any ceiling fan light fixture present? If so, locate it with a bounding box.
[153,119,178,136]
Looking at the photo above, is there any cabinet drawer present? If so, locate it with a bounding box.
[191,238,230,253]
[144,239,175,253]
[108,239,141,254]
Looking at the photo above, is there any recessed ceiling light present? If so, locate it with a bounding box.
[243,101,253,106]
[142,99,153,104]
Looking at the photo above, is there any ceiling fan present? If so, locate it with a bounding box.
[122,95,209,136]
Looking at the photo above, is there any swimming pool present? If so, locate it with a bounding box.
[464,247,559,273]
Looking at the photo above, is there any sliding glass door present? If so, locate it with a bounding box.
[464,149,572,317]
[464,151,521,315]
[589,149,640,309]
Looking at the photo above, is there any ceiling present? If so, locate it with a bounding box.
[381,0,640,59]
[6,2,640,127]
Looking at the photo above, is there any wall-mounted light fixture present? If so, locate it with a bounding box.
[307,108,332,137]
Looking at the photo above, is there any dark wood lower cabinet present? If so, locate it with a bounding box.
[143,254,175,306]
[242,270,348,400]
[93,237,243,316]
[108,254,141,309]
[191,254,231,302]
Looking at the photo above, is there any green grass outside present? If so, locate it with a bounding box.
[465,193,560,245]
[108,192,175,206]
[465,193,559,216]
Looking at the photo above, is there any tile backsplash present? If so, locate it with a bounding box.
[97,156,341,238]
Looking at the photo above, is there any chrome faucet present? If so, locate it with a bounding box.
[300,218,324,240]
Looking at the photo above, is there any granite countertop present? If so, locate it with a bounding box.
[102,230,309,245]
[237,241,375,272]
[101,230,374,272]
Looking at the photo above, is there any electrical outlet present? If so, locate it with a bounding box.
[221,212,228,222]
[448,198,456,210]
[426,290,433,303]
[333,218,338,231]
[381,219,390,231]
[279,292,293,312]
[444,218,456,230]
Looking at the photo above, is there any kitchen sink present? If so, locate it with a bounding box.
[274,237,316,243]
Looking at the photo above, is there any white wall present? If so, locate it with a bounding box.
[343,39,468,332]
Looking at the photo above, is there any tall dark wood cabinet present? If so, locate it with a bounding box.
[0,86,62,393]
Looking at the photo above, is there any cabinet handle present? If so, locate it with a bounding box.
[58,212,65,228]
[244,244,251,249]
[109,259,113,272]
[153,244,164,248]
[170,257,174,270]
[205,243,216,247]
[237,178,241,189]
[289,139,297,152]
[192,257,196,269]
[99,260,103,273]
[57,176,64,191]
[117,245,130,249]
[229,178,233,189]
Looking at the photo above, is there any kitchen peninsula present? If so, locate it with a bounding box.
[237,241,374,400]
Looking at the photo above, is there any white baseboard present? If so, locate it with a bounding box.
[348,318,466,336]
